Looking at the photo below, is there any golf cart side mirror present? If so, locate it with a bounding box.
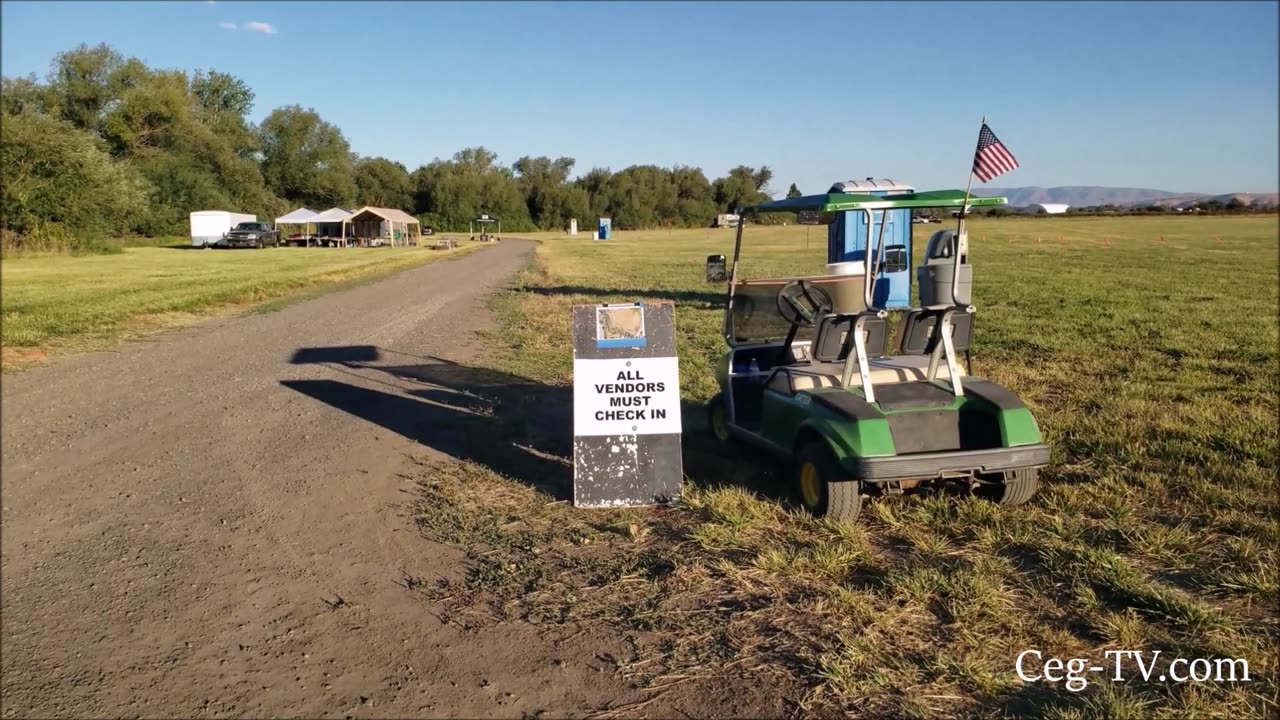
[706,254,727,283]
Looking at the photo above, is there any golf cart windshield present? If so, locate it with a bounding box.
[724,190,1007,345]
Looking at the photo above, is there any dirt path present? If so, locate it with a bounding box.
[0,241,647,718]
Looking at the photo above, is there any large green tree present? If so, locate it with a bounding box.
[412,147,533,231]
[513,155,587,230]
[355,156,413,208]
[0,110,147,238]
[259,105,357,209]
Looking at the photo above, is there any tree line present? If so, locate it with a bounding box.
[1,44,786,252]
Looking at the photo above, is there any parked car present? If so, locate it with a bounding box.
[218,222,279,248]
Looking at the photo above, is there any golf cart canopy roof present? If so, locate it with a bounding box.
[748,189,1007,213]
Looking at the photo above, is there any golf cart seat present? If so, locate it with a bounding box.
[897,308,974,355]
[771,313,963,393]
[778,356,963,393]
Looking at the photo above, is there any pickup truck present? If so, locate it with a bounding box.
[218,222,280,249]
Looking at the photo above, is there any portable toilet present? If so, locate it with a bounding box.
[598,217,612,240]
[826,179,915,310]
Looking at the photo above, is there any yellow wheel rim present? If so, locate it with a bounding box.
[800,461,822,508]
[710,404,730,441]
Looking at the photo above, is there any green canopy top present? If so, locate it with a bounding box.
[748,189,1007,213]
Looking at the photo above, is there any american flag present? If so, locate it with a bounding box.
[972,123,1019,183]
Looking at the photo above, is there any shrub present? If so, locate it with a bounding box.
[1,110,147,245]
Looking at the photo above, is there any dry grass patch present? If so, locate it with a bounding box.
[411,217,1278,717]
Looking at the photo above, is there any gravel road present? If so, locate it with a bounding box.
[0,241,644,718]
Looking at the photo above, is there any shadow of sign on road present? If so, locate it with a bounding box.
[284,346,574,500]
[283,345,795,508]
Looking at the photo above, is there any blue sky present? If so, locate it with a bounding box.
[3,1,1277,195]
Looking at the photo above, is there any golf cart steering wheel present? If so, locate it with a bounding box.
[776,279,834,328]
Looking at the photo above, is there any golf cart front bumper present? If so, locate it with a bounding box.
[850,444,1050,482]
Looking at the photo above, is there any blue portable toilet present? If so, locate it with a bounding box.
[598,217,612,240]
[826,178,915,309]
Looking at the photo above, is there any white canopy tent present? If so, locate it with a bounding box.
[275,207,317,224]
[274,208,317,242]
[309,208,354,246]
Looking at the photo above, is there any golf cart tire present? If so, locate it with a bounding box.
[976,467,1040,506]
[795,441,862,523]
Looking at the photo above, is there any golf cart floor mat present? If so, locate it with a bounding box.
[873,382,957,411]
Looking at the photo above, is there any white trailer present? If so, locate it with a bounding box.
[190,210,256,247]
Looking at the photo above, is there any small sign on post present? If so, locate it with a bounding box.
[572,302,683,507]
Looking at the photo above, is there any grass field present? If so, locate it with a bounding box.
[0,244,478,370]
[412,216,1279,717]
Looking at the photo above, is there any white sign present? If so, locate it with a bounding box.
[573,357,682,436]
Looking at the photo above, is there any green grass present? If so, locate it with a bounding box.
[410,215,1279,717]
[0,244,479,368]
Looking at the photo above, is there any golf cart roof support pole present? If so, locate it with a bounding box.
[723,207,747,344]
[847,208,887,403]
[870,207,890,290]
[861,209,875,310]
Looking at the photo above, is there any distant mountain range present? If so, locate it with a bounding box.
[970,186,1279,209]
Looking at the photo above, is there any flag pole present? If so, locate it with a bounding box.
[957,115,986,237]
[951,115,985,308]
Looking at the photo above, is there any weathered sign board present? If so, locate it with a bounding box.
[571,302,683,507]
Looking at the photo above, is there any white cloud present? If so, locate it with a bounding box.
[243,21,277,35]
[218,21,237,30]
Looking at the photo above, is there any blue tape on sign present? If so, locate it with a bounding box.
[596,336,647,348]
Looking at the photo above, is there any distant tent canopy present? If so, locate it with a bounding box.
[274,208,317,241]
[310,207,354,238]
[344,206,422,245]
[274,207,317,225]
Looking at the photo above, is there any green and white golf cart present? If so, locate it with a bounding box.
[705,189,1049,521]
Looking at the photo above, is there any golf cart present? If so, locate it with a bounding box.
[470,214,501,242]
[705,188,1050,521]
